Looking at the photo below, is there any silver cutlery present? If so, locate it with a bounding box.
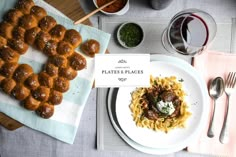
[219,72,236,144]
[207,77,225,138]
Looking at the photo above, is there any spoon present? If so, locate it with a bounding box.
[207,77,225,138]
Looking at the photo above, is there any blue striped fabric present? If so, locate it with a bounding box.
[0,0,110,144]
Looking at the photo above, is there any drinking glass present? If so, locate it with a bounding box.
[162,9,217,56]
[150,0,173,10]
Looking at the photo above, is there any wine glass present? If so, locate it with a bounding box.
[162,9,217,56]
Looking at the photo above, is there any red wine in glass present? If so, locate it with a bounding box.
[168,14,209,55]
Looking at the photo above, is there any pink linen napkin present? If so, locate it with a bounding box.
[187,51,236,157]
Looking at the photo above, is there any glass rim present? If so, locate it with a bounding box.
[166,9,217,55]
[169,9,217,40]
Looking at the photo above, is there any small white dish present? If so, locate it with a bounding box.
[92,0,129,16]
[117,22,144,48]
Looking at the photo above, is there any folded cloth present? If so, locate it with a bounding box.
[187,51,236,157]
[0,0,110,144]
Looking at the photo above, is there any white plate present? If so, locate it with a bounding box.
[115,55,209,150]
[108,88,189,155]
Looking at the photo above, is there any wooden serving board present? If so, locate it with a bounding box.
[0,0,92,131]
[45,0,92,26]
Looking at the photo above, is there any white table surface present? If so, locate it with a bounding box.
[0,0,235,157]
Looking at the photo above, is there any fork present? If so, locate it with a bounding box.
[219,72,236,144]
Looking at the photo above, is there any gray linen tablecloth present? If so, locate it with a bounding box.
[0,0,236,157]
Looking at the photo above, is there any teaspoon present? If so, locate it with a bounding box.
[207,77,224,138]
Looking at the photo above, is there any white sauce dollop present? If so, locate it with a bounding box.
[156,100,175,115]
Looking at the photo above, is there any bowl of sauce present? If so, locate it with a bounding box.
[93,0,129,15]
[117,22,144,48]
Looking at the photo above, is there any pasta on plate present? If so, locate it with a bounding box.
[129,76,191,133]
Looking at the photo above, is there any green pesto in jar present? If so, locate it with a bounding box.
[119,23,143,48]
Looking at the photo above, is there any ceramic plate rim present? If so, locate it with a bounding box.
[108,88,193,155]
[115,55,209,150]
